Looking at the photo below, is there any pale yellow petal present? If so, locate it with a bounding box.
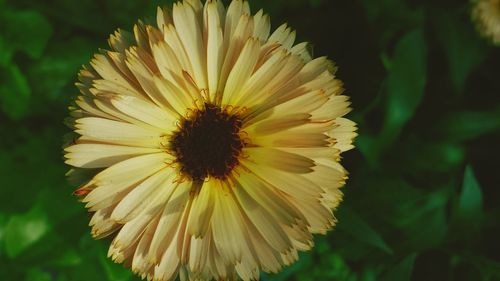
[251,121,333,148]
[253,9,271,42]
[233,49,289,106]
[233,177,292,253]
[125,47,175,111]
[105,51,143,92]
[133,22,151,53]
[83,153,170,210]
[266,23,296,50]
[65,143,163,168]
[111,208,162,258]
[222,37,261,105]
[241,52,303,108]
[154,184,192,281]
[156,6,172,29]
[244,113,310,135]
[211,182,246,264]
[244,147,315,173]
[75,117,165,148]
[110,95,177,131]
[291,42,312,62]
[224,0,251,48]
[173,1,208,90]
[92,98,169,133]
[241,159,322,200]
[244,220,283,273]
[287,195,334,234]
[91,79,143,100]
[329,117,358,152]
[89,206,121,239]
[111,168,175,223]
[90,54,132,89]
[204,0,224,100]
[235,171,305,226]
[311,95,351,121]
[148,181,191,264]
[163,23,194,75]
[150,40,183,81]
[108,29,135,53]
[188,232,211,274]
[217,13,253,103]
[74,96,116,120]
[186,181,215,238]
[153,75,194,117]
[131,215,161,278]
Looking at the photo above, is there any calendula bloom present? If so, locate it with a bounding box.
[472,0,500,45]
[64,0,356,280]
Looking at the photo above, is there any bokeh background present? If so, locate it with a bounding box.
[1,0,499,280]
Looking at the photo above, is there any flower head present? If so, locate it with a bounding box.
[472,0,500,45]
[64,0,357,280]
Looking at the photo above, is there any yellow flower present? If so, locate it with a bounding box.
[64,0,357,280]
[472,0,500,45]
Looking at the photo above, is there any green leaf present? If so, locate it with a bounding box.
[295,253,352,281]
[433,109,500,142]
[382,29,427,145]
[397,189,449,251]
[315,236,331,254]
[28,38,94,101]
[0,128,70,213]
[0,213,7,257]
[400,141,465,173]
[457,165,483,221]
[381,254,417,281]
[359,29,428,163]
[48,247,83,267]
[98,243,133,281]
[25,268,52,281]
[262,252,312,281]
[0,64,31,119]
[433,10,486,94]
[56,274,70,281]
[37,188,82,226]
[4,205,50,258]
[360,0,424,49]
[464,255,500,280]
[0,36,13,67]
[337,207,393,254]
[1,9,52,59]
[355,134,380,167]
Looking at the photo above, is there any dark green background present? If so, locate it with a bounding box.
[1,0,499,280]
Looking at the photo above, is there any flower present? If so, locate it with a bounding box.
[471,0,500,45]
[64,0,357,280]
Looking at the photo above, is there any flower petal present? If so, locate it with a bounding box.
[75,117,166,147]
[111,167,176,223]
[244,147,315,173]
[65,143,163,168]
[329,117,358,152]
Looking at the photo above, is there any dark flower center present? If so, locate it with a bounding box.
[170,103,244,182]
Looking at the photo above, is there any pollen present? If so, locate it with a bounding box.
[169,103,245,182]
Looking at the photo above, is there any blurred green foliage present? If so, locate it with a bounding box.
[0,0,499,280]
